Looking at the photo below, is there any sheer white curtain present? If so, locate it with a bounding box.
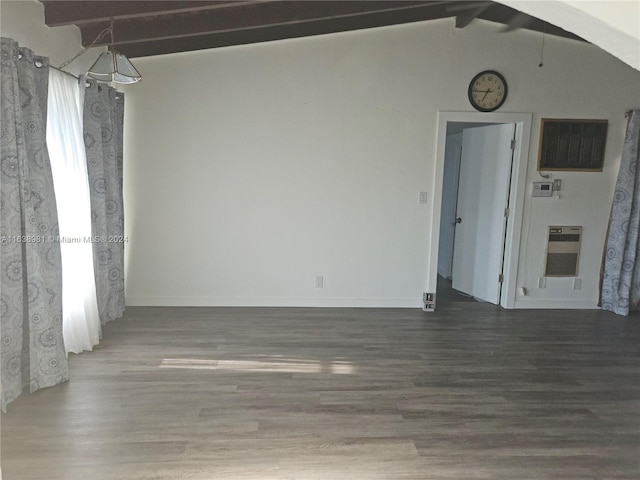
[46,70,101,353]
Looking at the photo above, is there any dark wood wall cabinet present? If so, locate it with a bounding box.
[538,118,608,172]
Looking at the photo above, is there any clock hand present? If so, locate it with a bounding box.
[482,88,492,101]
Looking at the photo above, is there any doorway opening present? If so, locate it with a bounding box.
[438,122,515,305]
[429,112,533,310]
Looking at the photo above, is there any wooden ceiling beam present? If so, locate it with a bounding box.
[114,3,456,58]
[40,0,585,59]
[455,5,490,29]
[41,1,251,26]
[477,7,584,41]
[79,1,450,49]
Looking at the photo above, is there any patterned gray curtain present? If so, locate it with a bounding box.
[0,38,68,411]
[83,79,125,326]
[601,110,640,316]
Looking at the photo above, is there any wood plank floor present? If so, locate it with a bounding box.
[2,300,639,479]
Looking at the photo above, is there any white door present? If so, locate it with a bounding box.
[451,123,515,304]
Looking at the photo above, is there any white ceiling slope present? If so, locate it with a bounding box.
[497,0,640,71]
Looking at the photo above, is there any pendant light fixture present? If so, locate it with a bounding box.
[87,18,141,84]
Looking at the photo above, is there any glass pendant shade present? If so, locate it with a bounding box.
[87,50,141,84]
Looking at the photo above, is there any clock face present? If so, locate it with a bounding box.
[468,71,508,112]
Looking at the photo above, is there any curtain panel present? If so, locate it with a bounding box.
[47,70,102,353]
[83,80,125,326]
[0,38,68,411]
[601,110,640,316]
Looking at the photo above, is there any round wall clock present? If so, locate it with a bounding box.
[468,70,508,112]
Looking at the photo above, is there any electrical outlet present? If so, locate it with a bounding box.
[419,192,428,204]
[538,276,546,289]
[572,277,582,290]
[315,275,323,288]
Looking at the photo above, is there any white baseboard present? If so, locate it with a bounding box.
[126,296,423,309]
[514,299,599,310]
[126,296,600,311]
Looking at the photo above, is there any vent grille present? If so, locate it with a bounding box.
[544,226,582,277]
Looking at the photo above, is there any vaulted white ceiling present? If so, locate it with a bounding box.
[497,0,640,71]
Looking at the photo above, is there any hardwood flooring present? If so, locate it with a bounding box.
[2,300,639,479]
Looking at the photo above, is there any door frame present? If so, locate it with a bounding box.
[429,111,533,309]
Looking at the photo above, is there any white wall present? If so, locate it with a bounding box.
[0,0,91,75]
[123,17,640,309]
[1,0,638,309]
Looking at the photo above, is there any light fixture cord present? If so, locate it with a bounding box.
[538,22,547,68]
[59,26,112,69]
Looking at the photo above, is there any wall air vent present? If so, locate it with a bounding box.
[538,119,608,172]
[544,226,582,277]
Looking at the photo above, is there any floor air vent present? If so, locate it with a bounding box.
[544,226,582,277]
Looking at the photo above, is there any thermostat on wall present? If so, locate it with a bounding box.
[533,182,553,197]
